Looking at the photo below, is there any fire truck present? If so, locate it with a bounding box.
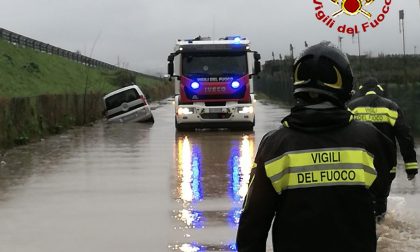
[167,36,261,131]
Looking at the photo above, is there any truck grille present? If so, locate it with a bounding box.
[205,102,226,106]
[201,113,232,119]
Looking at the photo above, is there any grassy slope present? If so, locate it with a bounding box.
[0,39,143,97]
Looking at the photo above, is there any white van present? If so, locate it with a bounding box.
[103,85,154,123]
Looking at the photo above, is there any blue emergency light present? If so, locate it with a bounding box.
[231,81,240,89]
[233,37,241,44]
[191,82,200,90]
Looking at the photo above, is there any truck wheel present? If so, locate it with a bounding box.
[175,118,192,132]
[241,125,254,131]
[232,123,254,131]
[176,124,193,132]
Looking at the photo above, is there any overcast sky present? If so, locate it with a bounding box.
[1,0,419,75]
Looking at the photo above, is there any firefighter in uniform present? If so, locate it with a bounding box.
[236,42,396,252]
[348,78,418,221]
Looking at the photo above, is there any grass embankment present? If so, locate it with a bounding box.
[0,39,117,97]
[0,39,173,149]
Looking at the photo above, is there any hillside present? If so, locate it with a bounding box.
[0,39,170,99]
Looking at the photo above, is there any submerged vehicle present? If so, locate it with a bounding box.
[103,84,154,123]
[167,36,261,131]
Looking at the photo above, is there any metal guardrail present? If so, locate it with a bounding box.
[0,27,159,79]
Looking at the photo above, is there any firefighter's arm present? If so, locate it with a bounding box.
[236,160,277,251]
[372,127,397,180]
[394,109,418,179]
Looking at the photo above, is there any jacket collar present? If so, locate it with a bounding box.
[281,104,353,132]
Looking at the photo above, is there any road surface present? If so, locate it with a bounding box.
[0,99,419,251]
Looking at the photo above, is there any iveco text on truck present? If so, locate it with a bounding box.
[167,36,261,131]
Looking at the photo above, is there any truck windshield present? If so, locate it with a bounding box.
[182,52,247,77]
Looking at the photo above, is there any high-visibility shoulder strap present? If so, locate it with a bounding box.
[265,148,376,194]
[351,107,398,126]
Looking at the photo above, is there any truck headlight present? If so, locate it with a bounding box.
[177,107,194,115]
[239,106,254,114]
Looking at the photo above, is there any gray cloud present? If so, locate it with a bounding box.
[1,0,419,75]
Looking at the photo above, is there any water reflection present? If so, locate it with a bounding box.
[227,135,254,228]
[172,132,255,251]
[176,136,204,229]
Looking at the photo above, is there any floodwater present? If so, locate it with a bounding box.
[0,99,419,251]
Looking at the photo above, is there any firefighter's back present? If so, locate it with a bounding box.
[265,120,386,251]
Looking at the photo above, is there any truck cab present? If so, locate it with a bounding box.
[167,36,261,131]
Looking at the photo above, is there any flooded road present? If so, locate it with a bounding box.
[0,99,419,251]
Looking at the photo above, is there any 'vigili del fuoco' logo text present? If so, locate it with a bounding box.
[313,0,392,35]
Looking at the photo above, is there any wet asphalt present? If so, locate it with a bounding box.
[0,99,418,251]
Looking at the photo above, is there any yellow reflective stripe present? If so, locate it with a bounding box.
[351,107,398,126]
[365,172,377,186]
[251,162,257,170]
[390,166,397,173]
[265,148,377,194]
[265,148,375,177]
[365,91,376,95]
[405,162,418,170]
[271,169,373,193]
[282,121,289,128]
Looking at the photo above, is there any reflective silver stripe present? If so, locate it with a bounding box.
[269,163,377,183]
[285,181,366,191]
